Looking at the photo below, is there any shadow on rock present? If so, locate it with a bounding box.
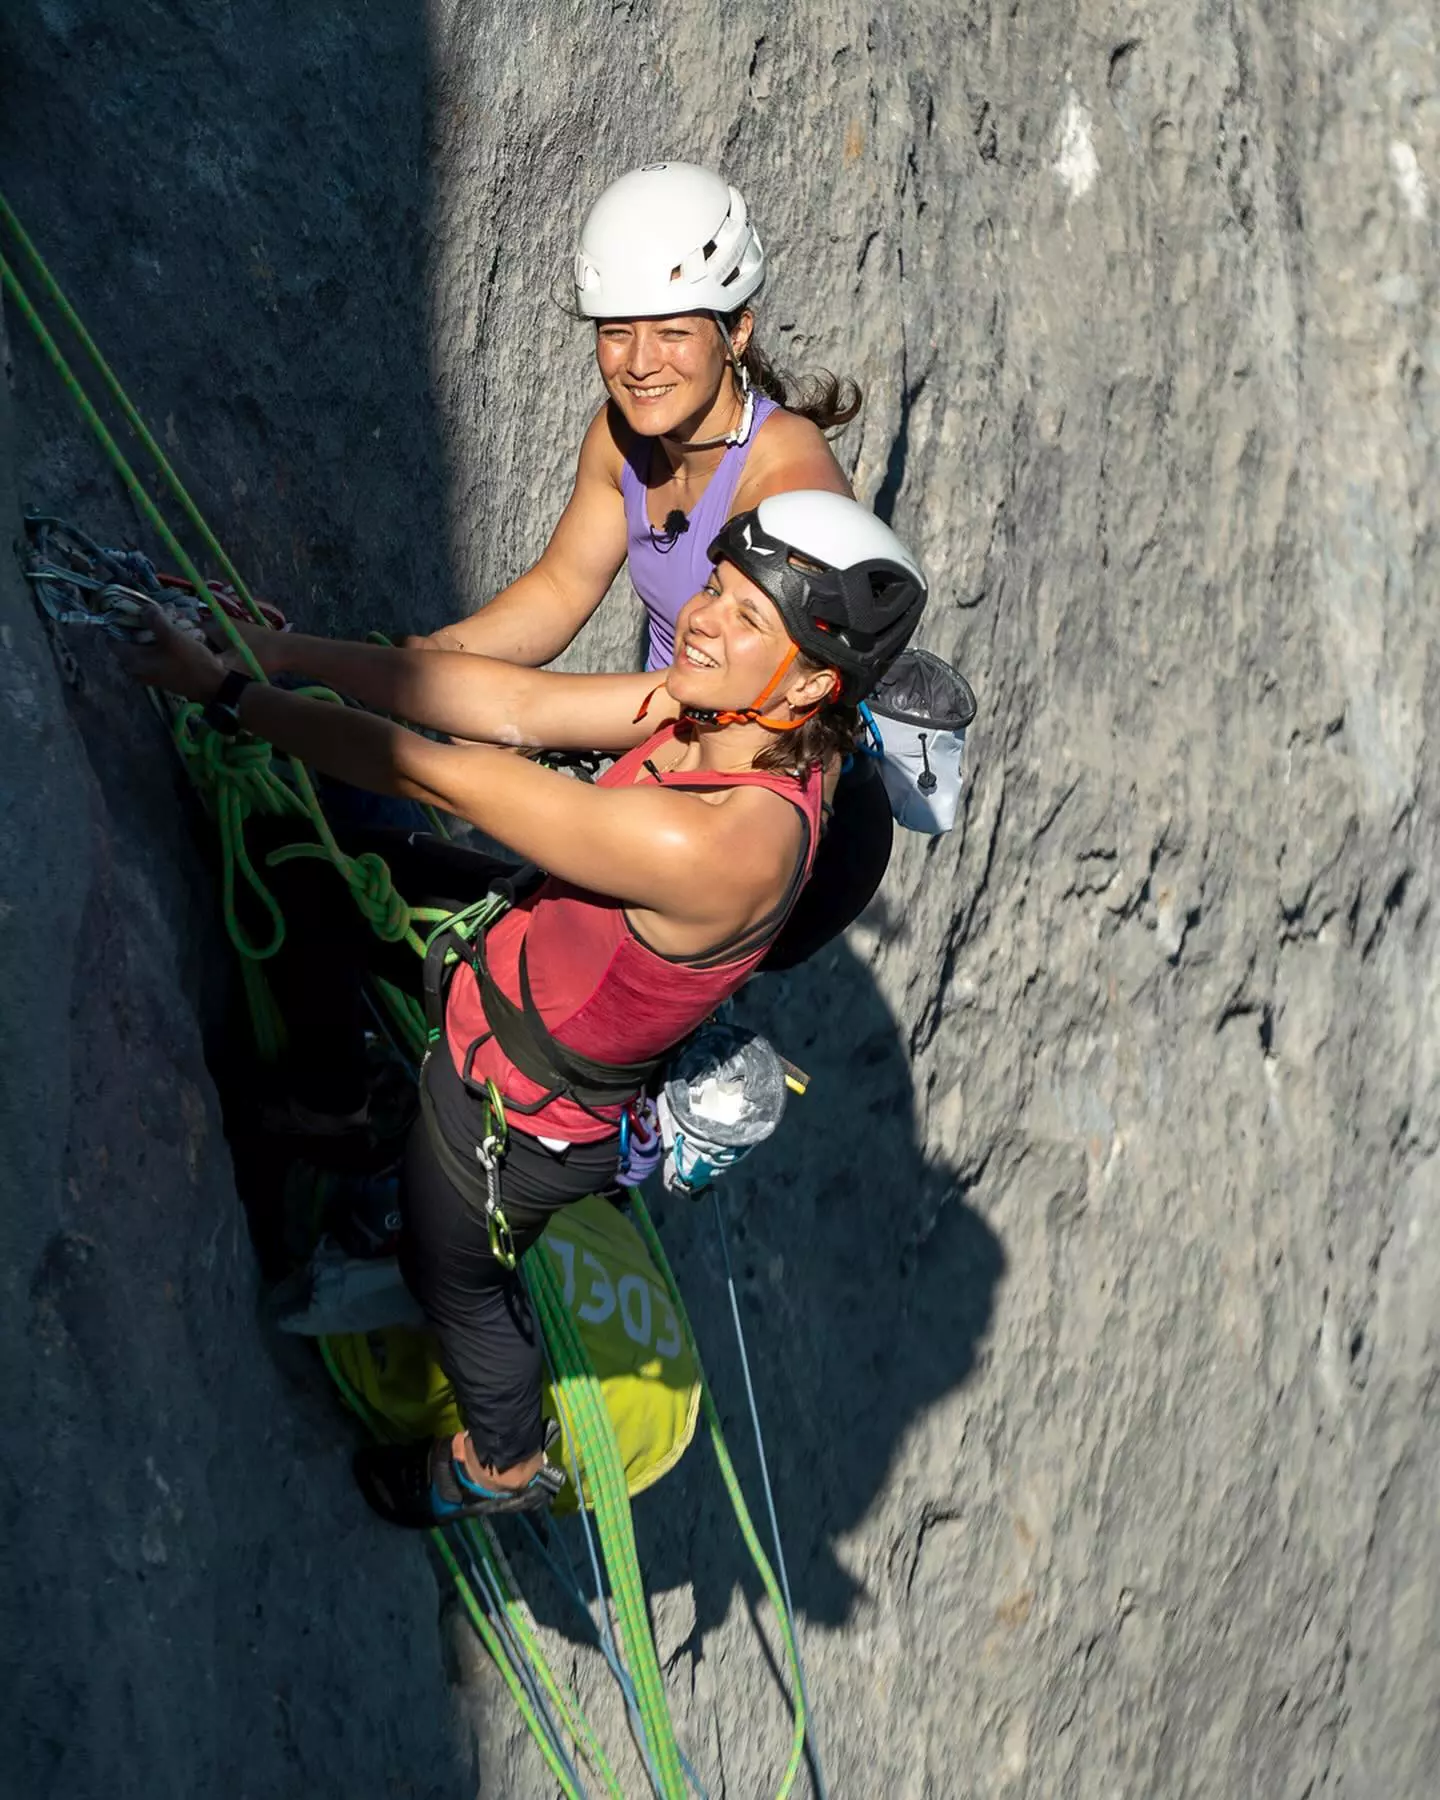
[515,921,1004,1640]
[1,12,473,1800]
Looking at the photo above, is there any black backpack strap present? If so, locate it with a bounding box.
[468,928,665,1114]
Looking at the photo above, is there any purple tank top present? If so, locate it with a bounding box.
[620,394,780,671]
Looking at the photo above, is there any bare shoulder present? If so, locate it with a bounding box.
[693,775,806,881]
[734,406,853,509]
[578,400,630,489]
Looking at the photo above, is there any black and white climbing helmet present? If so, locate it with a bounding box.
[708,491,928,703]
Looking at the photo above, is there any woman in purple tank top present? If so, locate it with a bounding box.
[411,162,896,969]
[619,387,783,671]
[412,162,857,669]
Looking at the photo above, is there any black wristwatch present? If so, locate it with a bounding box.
[200,669,254,736]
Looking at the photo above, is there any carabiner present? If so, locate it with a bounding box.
[475,1078,516,1268]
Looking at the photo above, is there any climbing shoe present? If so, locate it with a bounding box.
[354,1422,566,1529]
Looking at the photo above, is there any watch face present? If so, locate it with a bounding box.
[203,671,250,734]
[203,697,241,734]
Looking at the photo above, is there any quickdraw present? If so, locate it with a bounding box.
[474,1075,517,1270]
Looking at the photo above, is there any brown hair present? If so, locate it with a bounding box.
[723,308,862,435]
[750,655,862,778]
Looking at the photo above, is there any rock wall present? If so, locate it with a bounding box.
[2,3,1436,1796]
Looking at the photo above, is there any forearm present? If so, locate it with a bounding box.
[236,681,439,799]
[409,566,602,667]
[235,684,585,869]
[256,630,545,745]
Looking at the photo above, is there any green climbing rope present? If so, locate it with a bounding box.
[0,190,271,629]
[172,700,308,959]
[0,236,416,965]
[318,1339,604,1798]
[630,1188,811,1797]
[530,1250,690,1797]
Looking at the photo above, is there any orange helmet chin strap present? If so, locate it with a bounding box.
[632,681,667,724]
[632,653,839,732]
[714,647,840,731]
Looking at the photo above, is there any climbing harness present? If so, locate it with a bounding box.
[424,893,672,1123]
[2,187,827,1800]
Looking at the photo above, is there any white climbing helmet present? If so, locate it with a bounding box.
[709,492,929,703]
[573,162,766,320]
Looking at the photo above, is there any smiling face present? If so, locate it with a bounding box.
[594,311,752,441]
[665,560,836,721]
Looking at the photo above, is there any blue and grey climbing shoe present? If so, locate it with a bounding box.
[354,1421,565,1529]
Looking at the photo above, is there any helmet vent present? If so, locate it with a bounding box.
[575,165,765,318]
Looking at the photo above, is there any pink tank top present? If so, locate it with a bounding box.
[621,395,781,671]
[444,721,821,1142]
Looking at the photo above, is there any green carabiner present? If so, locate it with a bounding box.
[487,1203,518,1271]
[482,1078,508,1155]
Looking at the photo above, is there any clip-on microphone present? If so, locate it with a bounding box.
[650,507,690,552]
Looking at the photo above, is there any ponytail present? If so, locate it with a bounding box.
[723,308,863,436]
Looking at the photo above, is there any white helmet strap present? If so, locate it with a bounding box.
[664,320,755,452]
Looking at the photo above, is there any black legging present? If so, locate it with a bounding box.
[401,1042,619,1466]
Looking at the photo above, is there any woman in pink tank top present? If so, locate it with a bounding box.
[122,491,927,1529]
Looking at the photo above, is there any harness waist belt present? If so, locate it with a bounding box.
[423,908,667,1119]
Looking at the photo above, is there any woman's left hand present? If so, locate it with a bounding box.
[114,601,231,703]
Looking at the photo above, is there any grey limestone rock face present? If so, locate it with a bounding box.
[2,2,1436,1796]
